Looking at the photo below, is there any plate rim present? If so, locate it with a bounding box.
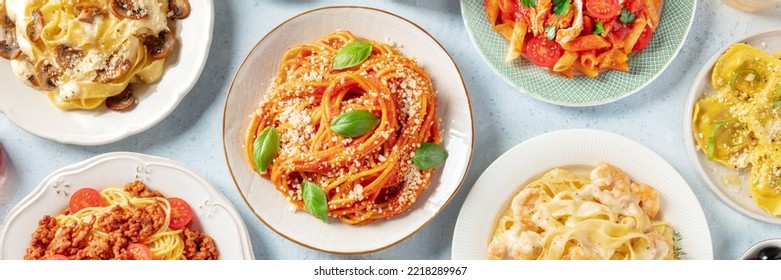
[221,5,475,254]
[451,128,713,260]
[0,0,215,146]
[683,27,781,225]
[0,151,255,260]
[459,0,697,107]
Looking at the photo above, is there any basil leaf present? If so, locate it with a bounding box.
[774,87,781,107]
[593,20,605,35]
[413,143,448,170]
[620,9,635,24]
[330,110,380,137]
[544,25,556,41]
[553,0,570,17]
[302,180,328,223]
[332,40,372,70]
[729,68,760,91]
[707,120,732,161]
[519,0,536,8]
[253,126,280,174]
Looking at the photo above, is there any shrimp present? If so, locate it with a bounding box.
[487,230,543,260]
[630,182,661,218]
[561,244,601,260]
[511,188,542,227]
[632,232,675,260]
[590,162,632,199]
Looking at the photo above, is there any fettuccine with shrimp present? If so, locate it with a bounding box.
[487,162,677,260]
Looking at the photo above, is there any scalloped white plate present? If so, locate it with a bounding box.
[0,1,214,145]
[0,152,253,260]
[223,6,474,254]
[452,129,712,260]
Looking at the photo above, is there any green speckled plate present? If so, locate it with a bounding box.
[460,0,696,106]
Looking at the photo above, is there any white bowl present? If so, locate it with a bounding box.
[741,239,781,260]
[0,152,254,260]
[0,1,214,145]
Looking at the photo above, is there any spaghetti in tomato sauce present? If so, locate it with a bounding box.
[245,30,446,225]
[25,180,218,260]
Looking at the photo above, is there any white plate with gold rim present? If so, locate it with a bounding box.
[222,6,474,254]
[0,152,253,259]
[452,129,712,260]
[684,28,781,225]
[0,1,214,145]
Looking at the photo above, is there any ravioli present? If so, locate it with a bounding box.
[693,43,781,215]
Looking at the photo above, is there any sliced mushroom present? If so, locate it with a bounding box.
[167,0,190,20]
[105,84,136,111]
[1,13,12,28]
[27,9,43,42]
[96,54,130,83]
[34,59,60,90]
[143,30,175,59]
[109,0,148,20]
[74,4,103,23]
[0,0,14,28]
[16,57,41,88]
[0,27,21,60]
[54,44,83,69]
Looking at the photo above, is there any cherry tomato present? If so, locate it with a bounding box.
[500,0,519,23]
[167,197,193,230]
[582,15,594,35]
[632,25,653,51]
[524,36,564,68]
[624,0,645,14]
[127,243,153,260]
[585,0,619,20]
[69,188,103,213]
[606,18,631,45]
[45,254,70,260]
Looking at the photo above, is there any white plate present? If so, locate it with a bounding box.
[0,1,214,145]
[452,129,712,260]
[684,28,781,225]
[0,152,254,260]
[222,6,474,254]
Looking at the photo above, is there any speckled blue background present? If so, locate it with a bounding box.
[2,0,780,260]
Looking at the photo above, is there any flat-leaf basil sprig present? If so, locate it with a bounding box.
[330,110,380,137]
[302,180,328,223]
[332,40,372,70]
[252,127,280,174]
[413,143,448,170]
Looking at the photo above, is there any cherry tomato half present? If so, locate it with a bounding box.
[582,15,595,35]
[524,36,564,68]
[585,0,619,20]
[127,243,153,260]
[167,197,193,230]
[624,0,645,14]
[632,25,653,52]
[69,188,103,213]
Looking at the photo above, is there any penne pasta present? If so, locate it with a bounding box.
[493,22,515,41]
[484,0,662,78]
[624,18,648,53]
[505,20,528,62]
[553,51,578,72]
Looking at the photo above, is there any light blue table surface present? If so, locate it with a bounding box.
[1,0,780,260]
